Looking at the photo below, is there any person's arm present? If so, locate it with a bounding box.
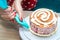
[14,0,23,21]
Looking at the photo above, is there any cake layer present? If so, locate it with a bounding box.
[30,8,57,28]
[30,22,57,35]
[30,8,58,36]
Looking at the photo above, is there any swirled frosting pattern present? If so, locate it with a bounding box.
[30,8,57,28]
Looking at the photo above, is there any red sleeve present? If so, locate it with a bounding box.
[7,0,14,6]
[21,0,37,10]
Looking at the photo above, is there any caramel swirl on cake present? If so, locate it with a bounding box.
[30,8,57,28]
[30,8,58,36]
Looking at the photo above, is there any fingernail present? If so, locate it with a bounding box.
[20,17,23,21]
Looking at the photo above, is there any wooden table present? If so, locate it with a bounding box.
[0,10,60,40]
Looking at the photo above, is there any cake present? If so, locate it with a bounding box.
[30,8,58,36]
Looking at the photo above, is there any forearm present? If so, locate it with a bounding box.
[14,0,23,15]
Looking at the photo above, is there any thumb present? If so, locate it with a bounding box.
[19,13,23,21]
[20,16,23,21]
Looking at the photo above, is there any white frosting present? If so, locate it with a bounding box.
[31,8,57,27]
[31,18,40,25]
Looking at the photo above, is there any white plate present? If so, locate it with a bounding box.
[19,16,60,40]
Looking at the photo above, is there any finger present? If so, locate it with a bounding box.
[9,11,16,19]
[10,15,15,19]
[1,15,10,20]
[20,16,23,21]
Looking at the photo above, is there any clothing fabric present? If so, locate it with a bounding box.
[7,0,60,12]
[0,0,8,9]
[7,0,14,6]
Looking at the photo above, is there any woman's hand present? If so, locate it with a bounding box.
[19,13,23,21]
[14,0,23,21]
[1,6,16,20]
